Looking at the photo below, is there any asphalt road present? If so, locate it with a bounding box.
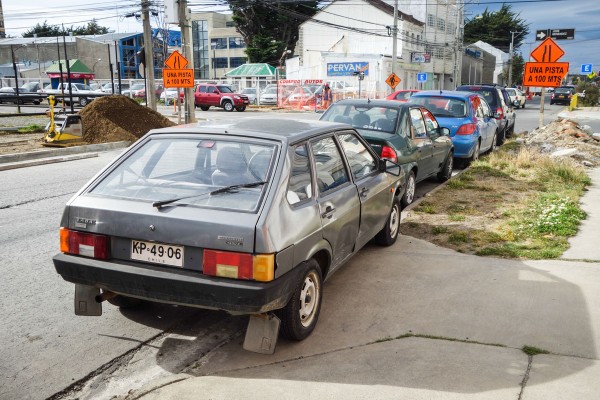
[0,99,589,400]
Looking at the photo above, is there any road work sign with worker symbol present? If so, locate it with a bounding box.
[386,73,401,89]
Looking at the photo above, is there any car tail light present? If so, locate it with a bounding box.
[456,123,477,135]
[381,145,398,163]
[60,228,109,259]
[203,250,274,282]
[495,107,504,120]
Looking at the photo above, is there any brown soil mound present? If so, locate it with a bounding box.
[80,95,175,144]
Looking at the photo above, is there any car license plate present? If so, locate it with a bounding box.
[131,240,184,267]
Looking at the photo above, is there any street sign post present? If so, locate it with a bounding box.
[536,28,575,41]
[530,38,565,63]
[581,64,593,74]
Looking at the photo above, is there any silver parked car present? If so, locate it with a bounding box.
[53,118,404,347]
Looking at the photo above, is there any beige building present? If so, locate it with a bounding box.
[189,12,247,79]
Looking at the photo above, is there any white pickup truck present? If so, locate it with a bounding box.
[44,83,107,106]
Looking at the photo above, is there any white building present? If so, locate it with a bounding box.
[293,0,426,97]
[292,0,464,96]
[471,40,509,85]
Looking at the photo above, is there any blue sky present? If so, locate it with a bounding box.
[465,0,600,74]
[3,0,599,74]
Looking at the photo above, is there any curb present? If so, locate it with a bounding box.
[0,141,130,171]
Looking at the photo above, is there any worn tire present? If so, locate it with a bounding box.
[107,295,142,308]
[469,140,481,165]
[223,101,234,112]
[375,196,401,246]
[496,128,506,146]
[489,131,498,153]
[235,106,246,112]
[199,105,210,111]
[276,260,322,341]
[401,170,416,208]
[437,153,453,182]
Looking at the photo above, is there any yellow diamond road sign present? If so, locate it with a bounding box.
[386,73,400,89]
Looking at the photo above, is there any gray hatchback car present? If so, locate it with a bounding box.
[53,118,404,349]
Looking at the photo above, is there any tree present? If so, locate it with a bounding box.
[22,21,67,37]
[228,1,321,64]
[22,19,109,38]
[510,53,525,85]
[71,20,110,36]
[464,4,530,53]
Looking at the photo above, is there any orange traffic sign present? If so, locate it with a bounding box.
[164,50,189,69]
[385,72,401,89]
[523,62,569,87]
[163,69,195,88]
[530,37,565,63]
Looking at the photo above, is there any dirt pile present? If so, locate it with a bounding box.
[80,95,175,144]
[525,118,600,167]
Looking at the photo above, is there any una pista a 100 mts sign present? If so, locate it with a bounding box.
[523,62,569,87]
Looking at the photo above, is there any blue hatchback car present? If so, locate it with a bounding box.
[410,91,499,164]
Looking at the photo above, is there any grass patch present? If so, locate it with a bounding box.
[400,139,590,260]
[432,226,449,235]
[17,124,45,133]
[522,345,551,356]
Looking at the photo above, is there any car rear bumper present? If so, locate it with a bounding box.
[451,135,478,158]
[53,253,303,314]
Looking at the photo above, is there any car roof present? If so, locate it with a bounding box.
[411,90,477,100]
[147,117,349,143]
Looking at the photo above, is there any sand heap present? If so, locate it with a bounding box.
[79,95,175,144]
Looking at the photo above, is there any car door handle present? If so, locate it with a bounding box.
[359,187,369,198]
[321,206,336,219]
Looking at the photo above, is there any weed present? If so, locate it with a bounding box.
[449,231,469,243]
[449,214,465,222]
[522,345,550,356]
[17,124,45,133]
[432,226,449,235]
[416,202,437,214]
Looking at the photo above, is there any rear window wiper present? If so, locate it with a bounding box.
[152,181,267,209]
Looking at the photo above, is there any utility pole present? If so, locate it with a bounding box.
[507,30,520,87]
[141,0,157,111]
[179,0,195,123]
[391,0,398,92]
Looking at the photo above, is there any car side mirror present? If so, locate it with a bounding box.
[439,127,451,136]
[379,159,401,176]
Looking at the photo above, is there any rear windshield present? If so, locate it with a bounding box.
[320,104,400,134]
[555,88,571,94]
[410,97,467,118]
[458,87,497,107]
[90,137,277,212]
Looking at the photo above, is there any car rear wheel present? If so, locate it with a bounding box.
[437,153,453,182]
[223,101,234,112]
[199,105,210,111]
[489,131,498,153]
[375,196,400,246]
[277,260,322,341]
[401,171,416,208]
[469,140,480,164]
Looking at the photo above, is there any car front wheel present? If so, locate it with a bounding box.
[79,97,89,107]
[223,101,234,112]
[235,106,246,112]
[199,105,210,111]
[375,196,401,246]
[401,170,416,208]
[277,260,323,341]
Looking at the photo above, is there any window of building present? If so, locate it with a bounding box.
[192,20,209,79]
[447,22,455,34]
[211,38,227,50]
[229,37,245,49]
[437,17,445,31]
[427,14,435,27]
[225,21,236,28]
[214,57,228,68]
[230,57,247,68]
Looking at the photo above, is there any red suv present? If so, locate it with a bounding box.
[194,83,249,112]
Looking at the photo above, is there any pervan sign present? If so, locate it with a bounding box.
[327,62,369,77]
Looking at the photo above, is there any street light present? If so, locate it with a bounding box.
[92,58,102,76]
[10,44,27,114]
[508,31,521,87]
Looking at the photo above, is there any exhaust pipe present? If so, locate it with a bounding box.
[95,290,118,303]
